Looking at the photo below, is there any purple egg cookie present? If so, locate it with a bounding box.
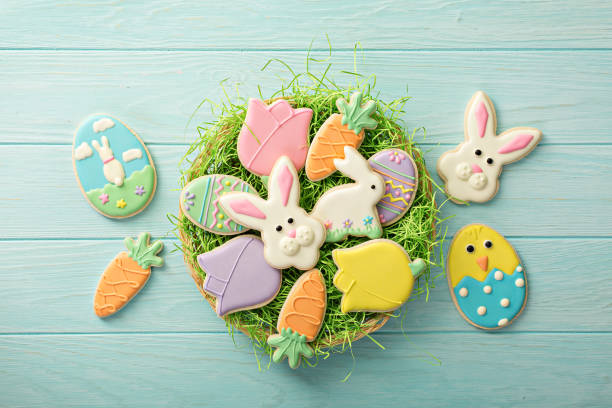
[367,148,419,226]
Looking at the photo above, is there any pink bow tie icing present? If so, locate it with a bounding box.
[237,98,313,176]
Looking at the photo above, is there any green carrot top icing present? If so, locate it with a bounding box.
[267,327,314,369]
[409,258,426,278]
[125,232,164,269]
[336,91,378,135]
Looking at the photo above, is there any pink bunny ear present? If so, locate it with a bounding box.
[495,128,542,164]
[466,91,496,141]
[219,193,268,230]
[268,156,299,207]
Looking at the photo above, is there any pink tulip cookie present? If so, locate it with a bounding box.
[219,156,326,270]
[311,146,384,242]
[368,148,418,226]
[180,175,259,235]
[437,91,542,203]
[197,235,282,317]
[237,98,313,176]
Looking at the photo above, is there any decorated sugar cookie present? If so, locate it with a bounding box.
[311,146,384,242]
[368,148,418,225]
[447,224,527,329]
[305,92,377,181]
[180,175,259,235]
[197,235,282,317]
[73,114,157,218]
[219,156,326,270]
[268,269,326,369]
[437,91,542,203]
[237,98,313,176]
[94,233,163,318]
[332,240,425,313]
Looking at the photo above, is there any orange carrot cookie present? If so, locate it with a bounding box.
[305,92,377,181]
[267,269,326,369]
[93,232,164,318]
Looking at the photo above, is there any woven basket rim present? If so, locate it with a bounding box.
[177,97,437,350]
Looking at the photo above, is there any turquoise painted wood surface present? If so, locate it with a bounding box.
[1,1,611,407]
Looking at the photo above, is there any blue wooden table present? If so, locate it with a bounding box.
[1,1,611,406]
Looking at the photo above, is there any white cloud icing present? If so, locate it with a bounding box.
[122,148,143,162]
[74,142,93,160]
[92,117,115,133]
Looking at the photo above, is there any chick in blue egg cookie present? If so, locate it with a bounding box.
[447,224,527,329]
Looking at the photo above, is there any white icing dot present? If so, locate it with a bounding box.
[500,298,510,308]
[494,270,504,281]
[516,266,523,272]
[483,285,492,294]
[515,278,525,288]
[498,318,509,326]
[477,306,487,316]
[459,287,468,297]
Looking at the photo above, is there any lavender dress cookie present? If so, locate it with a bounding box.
[368,148,418,226]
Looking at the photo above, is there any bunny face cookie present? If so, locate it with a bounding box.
[437,91,542,203]
[311,146,384,242]
[219,156,326,270]
[73,115,157,218]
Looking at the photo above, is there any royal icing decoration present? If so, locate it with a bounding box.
[180,175,260,235]
[94,232,163,318]
[268,269,326,369]
[122,148,143,162]
[447,224,527,329]
[197,235,282,317]
[437,91,542,203]
[73,115,157,218]
[237,98,313,176]
[311,146,384,242]
[332,239,425,313]
[367,148,419,225]
[220,156,326,270]
[305,92,377,181]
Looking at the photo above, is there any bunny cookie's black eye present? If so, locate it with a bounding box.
[466,244,475,253]
[474,149,482,156]
[276,225,283,232]
[371,185,376,190]
[287,218,294,224]
[486,157,494,165]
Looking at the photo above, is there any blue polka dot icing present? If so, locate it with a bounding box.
[454,265,526,328]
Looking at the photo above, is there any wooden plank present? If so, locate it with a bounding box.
[0,145,609,238]
[1,1,611,50]
[0,51,611,144]
[0,238,609,333]
[0,333,610,407]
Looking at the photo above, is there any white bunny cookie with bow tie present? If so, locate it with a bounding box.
[437,91,542,203]
[92,135,125,186]
[219,156,326,270]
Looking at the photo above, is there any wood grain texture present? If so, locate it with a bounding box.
[1,145,609,238]
[1,51,611,144]
[0,238,610,334]
[1,0,611,50]
[1,333,610,408]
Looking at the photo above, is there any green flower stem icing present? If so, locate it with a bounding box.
[267,328,314,369]
[86,165,155,217]
[337,92,377,135]
[125,232,164,269]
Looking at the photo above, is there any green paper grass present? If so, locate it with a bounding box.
[171,54,445,368]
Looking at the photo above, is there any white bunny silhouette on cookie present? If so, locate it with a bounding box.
[92,135,125,186]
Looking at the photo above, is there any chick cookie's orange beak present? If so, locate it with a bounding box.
[476,256,489,271]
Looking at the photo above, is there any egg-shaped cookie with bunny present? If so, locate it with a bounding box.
[73,114,157,218]
[437,91,541,203]
[447,224,527,330]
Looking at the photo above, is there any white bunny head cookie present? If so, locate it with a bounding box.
[437,91,542,203]
[311,146,385,242]
[219,156,326,270]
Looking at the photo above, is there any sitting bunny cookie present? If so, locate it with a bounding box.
[219,156,326,270]
[437,91,542,203]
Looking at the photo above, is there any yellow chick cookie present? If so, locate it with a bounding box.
[447,223,527,330]
[332,239,425,313]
